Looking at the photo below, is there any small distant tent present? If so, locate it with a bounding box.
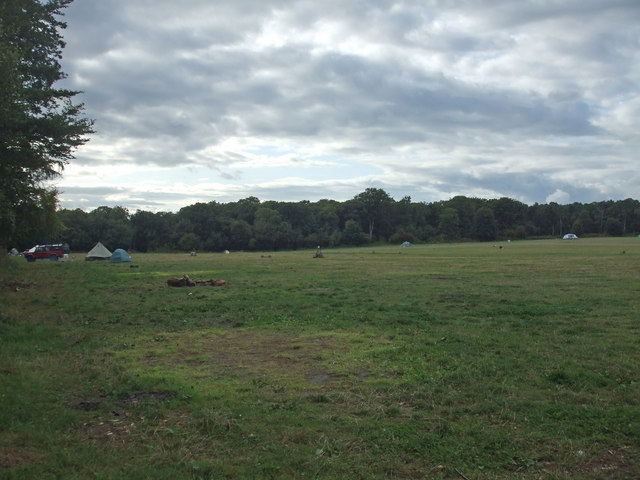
[563,233,579,240]
[400,241,413,247]
[86,242,112,260]
[110,248,131,263]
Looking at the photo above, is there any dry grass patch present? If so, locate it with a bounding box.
[132,329,383,388]
[0,441,47,472]
[573,447,640,478]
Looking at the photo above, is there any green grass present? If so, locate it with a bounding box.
[1,238,639,479]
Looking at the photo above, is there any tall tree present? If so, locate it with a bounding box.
[438,207,461,240]
[87,206,133,250]
[228,219,252,250]
[253,207,292,250]
[130,210,175,252]
[352,188,394,242]
[0,0,93,249]
[442,196,482,238]
[316,199,340,246]
[489,197,527,235]
[58,207,90,250]
[472,207,497,241]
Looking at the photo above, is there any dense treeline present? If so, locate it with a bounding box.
[20,189,640,252]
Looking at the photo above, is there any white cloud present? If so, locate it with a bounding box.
[546,189,571,204]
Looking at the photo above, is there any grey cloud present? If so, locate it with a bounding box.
[67,3,603,145]
[390,165,610,206]
[457,0,640,30]
[55,0,639,210]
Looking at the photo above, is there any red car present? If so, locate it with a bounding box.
[24,243,70,262]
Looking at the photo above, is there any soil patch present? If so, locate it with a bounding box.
[140,330,366,385]
[71,391,177,412]
[0,446,46,471]
[116,390,177,406]
[1,280,35,292]
[72,399,102,411]
[307,372,342,385]
[573,448,639,478]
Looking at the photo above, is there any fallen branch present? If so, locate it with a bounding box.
[455,468,471,480]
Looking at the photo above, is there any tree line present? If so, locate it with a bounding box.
[19,189,636,253]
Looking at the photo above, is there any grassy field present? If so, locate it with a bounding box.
[1,238,639,479]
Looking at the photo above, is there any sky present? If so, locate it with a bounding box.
[53,0,640,213]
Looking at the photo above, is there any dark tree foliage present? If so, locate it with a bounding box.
[53,194,640,253]
[342,219,368,246]
[352,188,394,242]
[605,217,624,236]
[473,207,498,241]
[0,0,93,249]
[438,207,462,241]
[130,210,176,252]
[489,197,527,236]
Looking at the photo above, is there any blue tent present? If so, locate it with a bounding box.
[400,241,413,247]
[110,248,131,263]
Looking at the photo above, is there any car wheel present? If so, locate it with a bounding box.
[50,254,58,261]
[27,256,36,262]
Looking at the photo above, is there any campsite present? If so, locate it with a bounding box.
[1,238,639,479]
[85,242,132,263]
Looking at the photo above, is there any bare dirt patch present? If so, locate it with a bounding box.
[71,391,178,412]
[0,280,35,292]
[0,445,46,471]
[573,447,640,478]
[140,330,366,386]
[307,372,342,385]
[305,289,335,295]
[71,399,102,411]
[115,390,177,406]
[77,407,189,446]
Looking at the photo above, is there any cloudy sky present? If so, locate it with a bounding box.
[54,0,640,213]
